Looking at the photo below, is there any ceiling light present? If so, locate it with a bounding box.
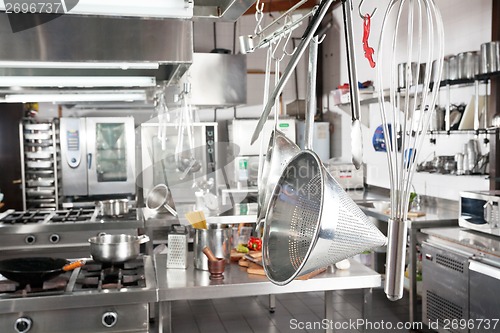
[3,92,147,103]
[0,61,160,70]
[0,76,156,88]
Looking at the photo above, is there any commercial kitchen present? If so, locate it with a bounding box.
[0,0,498,332]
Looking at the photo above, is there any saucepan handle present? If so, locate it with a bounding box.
[138,235,150,244]
[163,203,178,217]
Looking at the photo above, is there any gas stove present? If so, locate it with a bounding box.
[0,209,143,259]
[0,256,156,333]
[0,208,140,224]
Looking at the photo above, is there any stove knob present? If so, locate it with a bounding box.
[24,235,36,245]
[102,311,118,328]
[49,234,60,244]
[14,317,32,333]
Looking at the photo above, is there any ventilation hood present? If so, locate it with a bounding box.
[0,0,255,103]
[0,12,192,82]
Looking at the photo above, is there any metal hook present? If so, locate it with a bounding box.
[314,34,327,44]
[254,0,265,35]
[358,0,376,19]
[270,34,286,62]
[282,22,296,56]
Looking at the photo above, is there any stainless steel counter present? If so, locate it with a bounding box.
[350,187,459,324]
[141,203,257,228]
[154,254,381,333]
[422,227,500,260]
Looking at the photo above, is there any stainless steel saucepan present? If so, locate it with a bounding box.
[98,199,130,216]
[88,234,150,264]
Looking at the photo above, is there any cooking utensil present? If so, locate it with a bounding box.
[262,150,387,285]
[175,84,201,175]
[491,112,500,128]
[376,0,444,300]
[342,0,363,170]
[250,0,335,144]
[146,184,177,216]
[185,211,207,229]
[256,45,273,226]
[262,32,386,286]
[0,257,84,287]
[88,234,150,264]
[193,227,230,270]
[98,199,130,217]
[457,51,479,79]
[480,41,500,74]
[255,38,301,229]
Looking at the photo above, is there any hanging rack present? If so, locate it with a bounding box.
[239,0,319,54]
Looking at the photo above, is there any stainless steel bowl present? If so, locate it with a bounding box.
[88,234,150,263]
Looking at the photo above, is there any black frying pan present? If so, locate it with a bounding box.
[0,257,84,287]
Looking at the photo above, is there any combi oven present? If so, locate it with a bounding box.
[60,117,136,198]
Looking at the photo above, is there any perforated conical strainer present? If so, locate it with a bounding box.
[262,151,387,285]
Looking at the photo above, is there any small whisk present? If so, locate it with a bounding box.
[376,0,444,301]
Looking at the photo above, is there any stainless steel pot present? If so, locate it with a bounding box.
[480,41,500,74]
[88,234,150,263]
[98,199,130,216]
[432,55,457,83]
[398,62,425,89]
[457,51,479,79]
[448,55,458,80]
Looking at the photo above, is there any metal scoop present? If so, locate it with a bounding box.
[342,0,363,170]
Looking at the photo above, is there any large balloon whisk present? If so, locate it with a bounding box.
[376,0,444,301]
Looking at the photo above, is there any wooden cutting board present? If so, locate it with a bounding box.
[247,262,266,275]
[230,249,262,262]
[384,210,426,218]
[246,263,327,280]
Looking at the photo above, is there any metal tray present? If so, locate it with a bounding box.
[24,123,52,131]
[27,198,56,203]
[26,179,55,187]
[25,151,54,159]
[24,133,53,140]
[24,140,54,148]
[26,169,55,175]
[27,161,53,169]
[26,189,56,197]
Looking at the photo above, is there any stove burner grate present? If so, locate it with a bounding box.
[0,210,51,224]
[75,259,146,291]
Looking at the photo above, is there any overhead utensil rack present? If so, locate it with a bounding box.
[239,0,320,54]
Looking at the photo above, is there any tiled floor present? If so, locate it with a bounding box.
[168,289,423,333]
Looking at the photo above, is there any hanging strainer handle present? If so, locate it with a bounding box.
[385,218,407,301]
[305,35,318,150]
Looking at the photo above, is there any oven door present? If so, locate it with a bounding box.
[86,117,136,195]
[459,195,500,235]
[469,259,500,332]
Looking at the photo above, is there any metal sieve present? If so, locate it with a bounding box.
[262,150,387,285]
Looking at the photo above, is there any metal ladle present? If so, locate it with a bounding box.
[342,0,363,170]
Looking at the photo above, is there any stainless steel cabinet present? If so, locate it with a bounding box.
[422,242,472,333]
[469,259,500,333]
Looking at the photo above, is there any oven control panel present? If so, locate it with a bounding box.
[61,118,82,169]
